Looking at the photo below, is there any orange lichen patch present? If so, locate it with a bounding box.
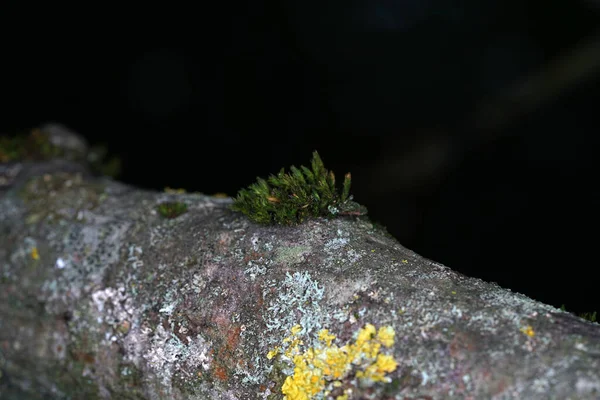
[254,287,265,309]
[213,365,229,381]
[243,251,265,264]
[73,351,95,364]
[448,332,477,360]
[216,233,232,253]
[226,325,242,350]
[204,316,246,383]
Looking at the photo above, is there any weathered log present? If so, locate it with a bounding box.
[1,125,599,399]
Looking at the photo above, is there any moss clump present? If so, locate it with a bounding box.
[0,128,64,163]
[1,127,121,178]
[87,144,122,178]
[230,151,367,225]
[559,304,598,323]
[157,201,188,219]
[580,311,597,323]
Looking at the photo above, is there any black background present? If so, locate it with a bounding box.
[3,2,599,315]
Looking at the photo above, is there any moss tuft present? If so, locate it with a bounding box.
[0,128,63,163]
[230,151,367,225]
[559,304,598,323]
[157,201,188,219]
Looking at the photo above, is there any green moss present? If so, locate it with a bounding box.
[157,201,188,219]
[0,129,64,163]
[87,144,122,178]
[230,151,367,225]
[1,127,121,179]
[52,359,101,400]
[579,311,597,323]
[560,304,598,323]
[117,364,146,399]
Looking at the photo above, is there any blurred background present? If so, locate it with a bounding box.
[2,2,599,315]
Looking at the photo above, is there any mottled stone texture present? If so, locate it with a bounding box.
[1,125,599,400]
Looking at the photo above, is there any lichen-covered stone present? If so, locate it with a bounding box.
[1,125,599,399]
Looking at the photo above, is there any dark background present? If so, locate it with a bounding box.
[3,2,599,315]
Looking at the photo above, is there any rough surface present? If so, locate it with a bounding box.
[1,126,600,400]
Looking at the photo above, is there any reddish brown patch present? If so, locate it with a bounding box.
[243,251,265,264]
[216,234,231,254]
[226,325,242,350]
[214,365,228,381]
[161,319,170,332]
[172,322,188,344]
[449,331,477,360]
[212,314,229,330]
[73,351,95,364]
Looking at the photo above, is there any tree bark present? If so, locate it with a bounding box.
[1,125,599,399]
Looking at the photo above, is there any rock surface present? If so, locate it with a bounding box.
[1,125,599,399]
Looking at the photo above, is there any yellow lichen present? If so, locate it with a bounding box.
[318,329,336,347]
[31,247,39,260]
[270,323,398,400]
[267,347,280,360]
[520,325,535,337]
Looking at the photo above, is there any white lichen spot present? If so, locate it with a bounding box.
[186,335,212,371]
[90,286,134,329]
[345,248,362,264]
[251,234,260,251]
[158,291,179,316]
[144,325,212,390]
[127,244,144,269]
[264,271,329,349]
[324,237,349,252]
[421,370,429,385]
[244,262,267,281]
[144,324,182,389]
[451,305,463,319]
[575,377,600,394]
[574,342,588,352]
[55,257,66,269]
[192,273,207,293]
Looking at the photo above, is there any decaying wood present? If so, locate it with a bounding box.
[1,126,599,399]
